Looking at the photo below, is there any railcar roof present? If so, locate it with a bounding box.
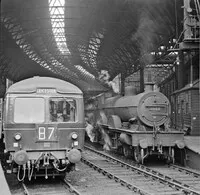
[6,76,83,94]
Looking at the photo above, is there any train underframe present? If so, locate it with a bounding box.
[6,148,81,181]
[96,125,185,164]
[121,144,176,164]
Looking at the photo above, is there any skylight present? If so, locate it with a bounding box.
[49,0,70,55]
[49,0,96,80]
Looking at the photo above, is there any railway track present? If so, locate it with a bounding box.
[148,164,200,192]
[110,149,200,192]
[21,178,81,195]
[11,146,199,195]
[83,145,200,195]
[20,166,137,195]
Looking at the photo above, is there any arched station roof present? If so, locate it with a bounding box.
[1,0,184,95]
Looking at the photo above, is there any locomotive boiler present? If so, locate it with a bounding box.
[1,77,85,180]
[86,83,185,164]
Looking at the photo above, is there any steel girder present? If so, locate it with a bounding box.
[1,0,184,92]
[1,0,108,94]
[63,0,183,80]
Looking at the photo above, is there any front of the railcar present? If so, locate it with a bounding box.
[3,77,85,180]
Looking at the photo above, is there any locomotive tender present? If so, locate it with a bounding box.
[86,83,185,164]
[1,77,85,180]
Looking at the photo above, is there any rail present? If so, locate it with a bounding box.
[84,145,200,195]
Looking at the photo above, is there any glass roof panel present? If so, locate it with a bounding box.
[49,0,70,55]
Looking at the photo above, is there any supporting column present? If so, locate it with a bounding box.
[189,52,193,86]
[177,51,185,90]
[140,67,144,93]
[0,76,6,98]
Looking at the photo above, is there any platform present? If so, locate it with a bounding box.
[0,161,11,195]
[184,136,200,170]
[184,136,200,154]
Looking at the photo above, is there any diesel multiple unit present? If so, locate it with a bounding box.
[1,77,85,180]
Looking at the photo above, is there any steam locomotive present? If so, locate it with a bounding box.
[85,83,185,164]
[1,77,85,180]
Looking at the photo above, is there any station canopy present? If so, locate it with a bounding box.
[0,0,183,96]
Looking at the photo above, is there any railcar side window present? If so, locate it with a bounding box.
[49,98,76,122]
[14,98,45,123]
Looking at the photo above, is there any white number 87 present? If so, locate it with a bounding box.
[38,127,54,140]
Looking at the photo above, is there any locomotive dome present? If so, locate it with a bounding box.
[6,76,83,94]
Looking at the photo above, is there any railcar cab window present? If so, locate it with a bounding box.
[49,98,76,122]
[14,98,45,123]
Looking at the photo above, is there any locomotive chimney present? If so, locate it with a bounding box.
[124,86,137,96]
[144,71,155,92]
[144,83,154,92]
[144,71,154,92]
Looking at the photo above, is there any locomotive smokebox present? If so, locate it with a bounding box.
[13,150,29,165]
